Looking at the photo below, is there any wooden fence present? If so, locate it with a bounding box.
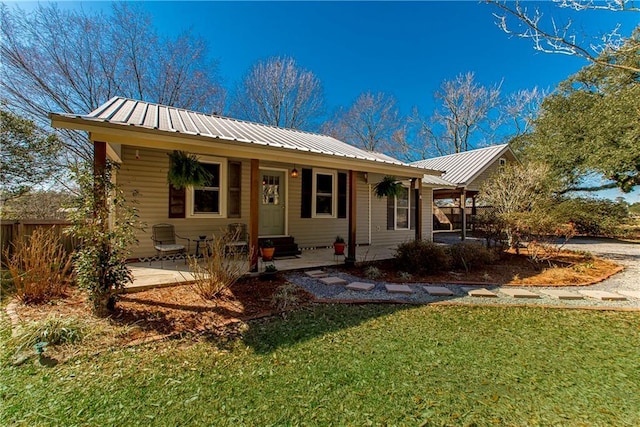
[433,206,495,231]
[1,220,78,264]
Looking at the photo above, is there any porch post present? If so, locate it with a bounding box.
[249,159,259,272]
[471,195,477,232]
[93,141,107,218]
[347,170,357,262]
[460,189,467,241]
[414,178,423,241]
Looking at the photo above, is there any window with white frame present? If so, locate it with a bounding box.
[395,185,410,229]
[313,169,336,217]
[189,157,227,217]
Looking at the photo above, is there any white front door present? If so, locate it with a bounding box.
[259,171,286,235]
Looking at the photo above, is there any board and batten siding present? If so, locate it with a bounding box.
[466,151,518,192]
[118,146,251,259]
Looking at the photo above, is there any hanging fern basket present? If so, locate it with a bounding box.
[373,175,403,198]
[167,150,212,189]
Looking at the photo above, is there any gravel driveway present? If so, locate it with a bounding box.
[562,237,639,294]
[287,237,640,310]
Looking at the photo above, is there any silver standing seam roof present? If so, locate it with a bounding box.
[411,144,511,187]
[53,97,440,173]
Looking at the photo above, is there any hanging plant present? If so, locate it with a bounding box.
[167,150,212,189]
[373,175,403,198]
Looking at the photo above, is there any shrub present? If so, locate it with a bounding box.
[395,240,450,275]
[4,227,72,304]
[67,162,141,316]
[397,271,413,281]
[554,197,629,237]
[364,266,382,280]
[448,242,498,272]
[12,315,86,352]
[189,232,250,300]
[271,283,301,313]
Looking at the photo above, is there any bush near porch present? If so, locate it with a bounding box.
[378,240,620,286]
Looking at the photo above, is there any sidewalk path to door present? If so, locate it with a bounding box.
[286,237,640,311]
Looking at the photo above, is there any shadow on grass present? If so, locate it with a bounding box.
[240,303,417,354]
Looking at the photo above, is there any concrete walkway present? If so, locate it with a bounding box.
[126,245,397,291]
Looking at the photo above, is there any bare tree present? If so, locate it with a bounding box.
[500,87,546,140]
[487,0,640,73]
[229,56,324,130]
[0,3,225,162]
[412,72,502,156]
[321,92,406,156]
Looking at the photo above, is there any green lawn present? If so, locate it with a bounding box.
[2,304,639,426]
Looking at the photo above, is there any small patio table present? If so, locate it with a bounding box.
[194,236,208,257]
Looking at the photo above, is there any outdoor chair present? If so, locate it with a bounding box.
[224,223,249,255]
[151,223,191,267]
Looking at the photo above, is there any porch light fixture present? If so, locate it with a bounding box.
[290,165,299,178]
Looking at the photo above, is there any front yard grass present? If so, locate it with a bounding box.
[2,304,639,426]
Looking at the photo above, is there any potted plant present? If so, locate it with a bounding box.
[167,150,212,189]
[261,263,278,281]
[260,239,275,261]
[333,235,346,255]
[373,175,403,199]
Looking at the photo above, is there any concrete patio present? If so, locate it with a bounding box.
[126,245,397,291]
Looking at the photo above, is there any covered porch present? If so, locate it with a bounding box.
[126,244,398,292]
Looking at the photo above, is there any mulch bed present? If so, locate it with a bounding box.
[10,276,312,347]
[7,249,622,352]
[349,250,621,287]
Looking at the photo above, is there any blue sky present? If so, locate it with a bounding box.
[14,1,640,202]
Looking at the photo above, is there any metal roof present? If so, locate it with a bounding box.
[411,144,512,186]
[55,97,432,171]
[421,174,457,188]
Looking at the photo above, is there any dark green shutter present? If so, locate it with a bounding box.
[168,184,186,218]
[228,161,241,218]
[301,168,312,218]
[387,196,395,230]
[338,172,347,219]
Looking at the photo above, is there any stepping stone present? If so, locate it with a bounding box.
[319,276,347,286]
[305,270,328,278]
[501,288,540,299]
[385,284,413,294]
[618,290,640,299]
[346,282,375,292]
[463,287,498,298]
[579,290,627,301]
[541,289,584,300]
[423,286,454,296]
